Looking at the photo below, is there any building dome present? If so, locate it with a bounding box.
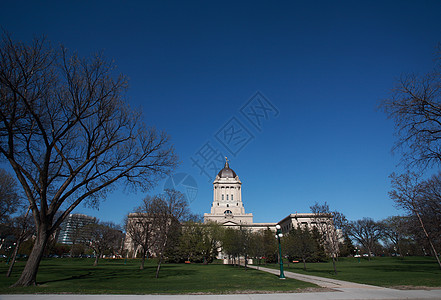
[217,158,237,178]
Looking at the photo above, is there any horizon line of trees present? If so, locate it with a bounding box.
[2,161,440,279]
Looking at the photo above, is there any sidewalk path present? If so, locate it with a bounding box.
[247,265,381,289]
[1,289,441,300]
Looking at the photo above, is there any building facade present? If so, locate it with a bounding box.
[57,213,96,244]
[204,159,333,234]
[123,159,336,256]
[204,159,254,226]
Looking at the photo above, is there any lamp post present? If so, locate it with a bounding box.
[275,224,286,279]
[355,247,360,263]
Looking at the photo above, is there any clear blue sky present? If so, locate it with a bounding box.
[2,0,441,225]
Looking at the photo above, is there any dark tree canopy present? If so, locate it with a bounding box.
[0,33,178,287]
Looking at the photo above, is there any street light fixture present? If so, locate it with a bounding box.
[355,247,360,263]
[275,224,286,279]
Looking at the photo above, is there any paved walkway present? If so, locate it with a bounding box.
[2,289,441,300]
[247,265,381,289]
[1,266,441,299]
[247,264,441,299]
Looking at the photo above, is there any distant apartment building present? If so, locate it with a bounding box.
[57,213,96,245]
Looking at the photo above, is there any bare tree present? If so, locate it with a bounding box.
[0,168,21,223]
[150,189,189,278]
[6,206,35,277]
[420,173,441,250]
[347,218,382,261]
[379,216,409,257]
[389,172,441,268]
[125,196,155,269]
[310,202,343,275]
[0,33,178,287]
[86,221,123,266]
[381,45,441,169]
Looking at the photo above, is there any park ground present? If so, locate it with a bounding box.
[0,256,440,294]
[262,256,441,288]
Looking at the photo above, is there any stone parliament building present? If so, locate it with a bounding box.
[124,159,330,256]
[204,158,322,234]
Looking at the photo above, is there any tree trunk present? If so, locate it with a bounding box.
[396,242,403,258]
[415,211,441,269]
[244,254,248,271]
[70,241,76,257]
[140,250,146,270]
[11,230,49,287]
[332,256,338,275]
[302,258,306,271]
[6,239,21,277]
[155,256,162,278]
[93,254,99,266]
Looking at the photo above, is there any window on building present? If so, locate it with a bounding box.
[231,194,233,201]
[222,195,224,201]
[227,204,229,207]
[224,210,232,215]
[226,194,229,200]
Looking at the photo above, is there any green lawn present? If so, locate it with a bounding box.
[0,258,316,294]
[262,256,441,287]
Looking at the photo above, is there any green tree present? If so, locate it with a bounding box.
[284,225,316,270]
[249,231,265,265]
[261,228,278,264]
[310,226,327,262]
[239,228,252,270]
[168,221,222,264]
[339,233,355,257]
[221,228,241,266]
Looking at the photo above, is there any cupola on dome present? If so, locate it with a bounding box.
[217,158,237,178]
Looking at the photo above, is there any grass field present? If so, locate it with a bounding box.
[263,256,441,287]
[0,258,316,294]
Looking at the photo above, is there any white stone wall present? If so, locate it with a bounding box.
[205,172,254,224]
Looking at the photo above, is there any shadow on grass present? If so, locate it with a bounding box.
[39,271,93,284]
[37,265,199,285]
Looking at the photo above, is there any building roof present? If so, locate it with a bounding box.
[217,158,237,178]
